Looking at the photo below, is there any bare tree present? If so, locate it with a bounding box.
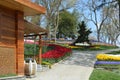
[75,0,109,42]
[28,0,77,42]
[98,0,120,30]
[40,0,62,41]
[101,6,120,45]
[41,0,77,42]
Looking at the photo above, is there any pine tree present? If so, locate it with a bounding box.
[73,21,92,45]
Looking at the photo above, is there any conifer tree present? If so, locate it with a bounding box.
[73,21,92,45]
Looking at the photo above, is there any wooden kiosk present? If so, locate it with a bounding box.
[0,0,46,76]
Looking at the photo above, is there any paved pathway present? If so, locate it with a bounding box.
[26,48,120,80]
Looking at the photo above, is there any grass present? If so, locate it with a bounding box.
[0,74,16,78]
[106,50,120,55]
[42,61,52,69]
[94,64,120,69]
[99,45,118,50]
[89,69,120,80]
[71,45,118,51]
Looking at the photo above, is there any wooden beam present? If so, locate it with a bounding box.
[15,11,24,75]
[24,20,48,34]
[15,0,46,14]
[24,33,47,37]
[0,0,46,16]
[38,35,42,64]
[0,11,1,42]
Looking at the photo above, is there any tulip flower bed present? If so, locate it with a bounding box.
[96,54,120,61]
[94,61,120,69]
[94,54,120,69]
[42,44,72,64]
[95,61,120,65]
[69,45,118,51]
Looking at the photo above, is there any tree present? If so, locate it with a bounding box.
[73,21,92,45]
[99,0,120,45]
[57,10,78,38]
[40,0,62,41]
[75,0,108,42]
[100,6,120,45]
[98,0,120,30]
[40,0,77,42]
[28,0,77,42]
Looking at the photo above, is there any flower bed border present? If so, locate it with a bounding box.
[95,61,120,65]
[94,61,120,69]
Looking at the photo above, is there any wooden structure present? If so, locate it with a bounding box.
[24,20,48,34]
[0,0,46,76]
[24,20,48,64]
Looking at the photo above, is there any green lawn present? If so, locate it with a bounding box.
[0,74,16,78]
[89,69,120,80]
[72,45,118,51]
[106,50,120,55]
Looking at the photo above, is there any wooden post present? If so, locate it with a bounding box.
[15,11,24,75]
[0,11,1,42]
[38,35,42,64]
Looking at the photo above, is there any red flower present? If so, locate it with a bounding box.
[42,44,72,59]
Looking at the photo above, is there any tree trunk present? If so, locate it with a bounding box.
[118,0,120,30]
[97,30,100,42]
[47,22,51,40]
[54,11,60,43]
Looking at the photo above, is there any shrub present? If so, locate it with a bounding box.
[24,44,39,56]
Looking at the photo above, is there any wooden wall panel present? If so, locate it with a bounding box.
[0,5,15,18]
[1,29,15,38]
[0,47,16,75]
[0,7,17,75]
[2,14,15,25]
[0,8,16,46]
[1,22,15,30]
[0,5,25,76]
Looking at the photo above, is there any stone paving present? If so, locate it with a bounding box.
[60,48,120,67]
[59,50,97,67]
[26,48,120,80]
